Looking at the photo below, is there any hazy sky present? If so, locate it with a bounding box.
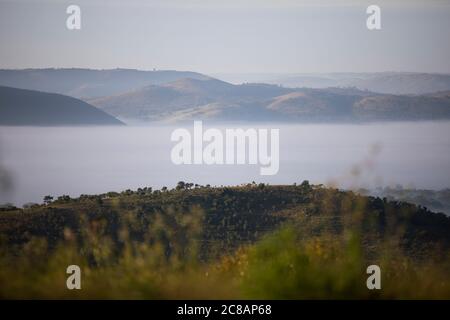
[0,0,449,74]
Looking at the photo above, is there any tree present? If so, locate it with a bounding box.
[43,195,53,205]
[176,181,186,190]
[300,180,311,191]
[57,195,71,202]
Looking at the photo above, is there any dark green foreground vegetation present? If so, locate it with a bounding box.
[0,182,449,299]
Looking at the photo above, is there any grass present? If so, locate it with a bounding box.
[0,183,449,299]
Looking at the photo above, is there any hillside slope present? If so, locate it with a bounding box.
[0,86,124,126]
[1,183,449,299]
[89,78,450,123]
[1,183,449,257]
[89,78,293,121]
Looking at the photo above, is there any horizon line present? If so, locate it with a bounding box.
[1,67,450,76]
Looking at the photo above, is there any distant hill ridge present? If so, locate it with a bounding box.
[0,68,210,99]
[1,69,450,124]
[216,72,450,95]
[88,77,450,123]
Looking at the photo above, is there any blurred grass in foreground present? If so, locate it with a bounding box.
[0,184,449,299]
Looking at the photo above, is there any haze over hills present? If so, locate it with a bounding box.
[88,78,294,122]
[214,72,450,95]
[1,68,450,124]
[0,69,209,99]
[2,69,450,99]
[0,86,124,126]
[88,77,450,123]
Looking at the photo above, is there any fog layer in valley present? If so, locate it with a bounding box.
[0,122,449,207]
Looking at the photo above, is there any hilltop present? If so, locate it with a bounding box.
[0,182,449,299]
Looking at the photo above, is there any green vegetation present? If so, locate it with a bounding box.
[0,182,449,299]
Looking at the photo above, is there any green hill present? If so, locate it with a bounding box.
[0,182,449,299]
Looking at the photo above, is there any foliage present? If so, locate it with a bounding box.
[0,183,449,299]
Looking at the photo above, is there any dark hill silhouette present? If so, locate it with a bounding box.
[0,86,124,126]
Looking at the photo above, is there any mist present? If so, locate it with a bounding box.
[0,121,449,206]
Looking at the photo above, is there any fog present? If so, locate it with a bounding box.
[1,121,450,206]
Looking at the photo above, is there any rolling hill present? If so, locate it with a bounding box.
[0,86,124,126]
[88,78,450,123]
[0,68,210,99]
[2,69,450,124]
[0,183,449,298]
[88,78,293,122]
